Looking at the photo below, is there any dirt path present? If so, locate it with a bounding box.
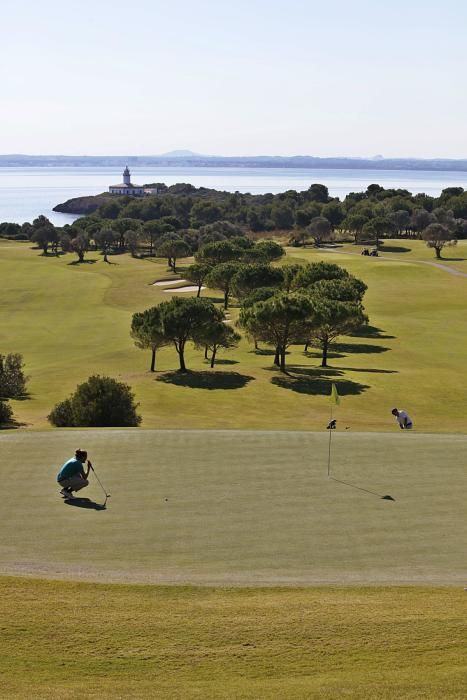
[323,247,467,277]
[406,258,467,277]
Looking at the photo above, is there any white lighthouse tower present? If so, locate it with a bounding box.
[109,166,145,196]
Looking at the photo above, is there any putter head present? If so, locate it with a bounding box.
[381,495,395,501]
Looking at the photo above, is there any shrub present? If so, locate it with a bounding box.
[0,353,27,399]
[253,240,285,261]
[48,375,141,427]
[47,399,74,427]
[0,400,13,427]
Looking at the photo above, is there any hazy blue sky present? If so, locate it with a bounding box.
[2,0,467,157]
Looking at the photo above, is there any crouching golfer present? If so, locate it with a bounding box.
[57,449,92,499]
[392,408,413,430]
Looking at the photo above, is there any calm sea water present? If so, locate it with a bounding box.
[2,165,467,226]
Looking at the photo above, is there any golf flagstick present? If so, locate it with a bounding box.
[327,383,340,477]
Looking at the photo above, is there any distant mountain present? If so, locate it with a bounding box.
[159,149,205,158]
[3,153,467,172]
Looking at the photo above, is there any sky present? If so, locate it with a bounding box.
[2,0,467,158]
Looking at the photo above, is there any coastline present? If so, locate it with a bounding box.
[4,164,467,224]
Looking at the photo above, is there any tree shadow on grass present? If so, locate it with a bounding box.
[1,391,31,402]
[0,418,28,430]
[332,342,390,355]
[338,366,397,374]
[380,245,411,253]
[65,498,106,511]
[40,251,67,258]
[250,348,277,356]
[352,325,396,340]
[303,342,390,360]
[156,370,254,390]
[271,366,369,396]
[67,259,98,266]
[204,358,239,365]
[303,349,345,360]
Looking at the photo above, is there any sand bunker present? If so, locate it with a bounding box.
[153,278,187,286]
[164,285,206,293]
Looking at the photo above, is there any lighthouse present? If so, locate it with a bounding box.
[109,167,145,196]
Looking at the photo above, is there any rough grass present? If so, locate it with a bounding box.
[1,239,466,432]
[1,577,466,699]
[0,430,465,585]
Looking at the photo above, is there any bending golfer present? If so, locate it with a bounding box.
[392,408,413,430]
[57,449,92,499]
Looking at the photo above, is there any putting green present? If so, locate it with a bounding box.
[1,429,465,585]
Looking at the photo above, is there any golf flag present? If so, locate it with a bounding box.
[330,383,340,405]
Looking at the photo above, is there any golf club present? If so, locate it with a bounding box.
[89,462,111,505]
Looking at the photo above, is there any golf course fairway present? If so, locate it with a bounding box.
[1,239,467,433]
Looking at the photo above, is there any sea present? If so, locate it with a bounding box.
[2,165,467,226]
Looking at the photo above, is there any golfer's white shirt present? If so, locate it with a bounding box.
[396,410,412,428]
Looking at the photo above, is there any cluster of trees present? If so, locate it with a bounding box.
[48,375,141,427]
[0,215,96,261]
[177,239,284,298]
[156,233,284,274]
[91,182,335,232]
[86,183,467,251]
[5,213,287,267]
[0,353,28,426]
[336,190,462,258]
[131,298,240,371]
[238,262,367,371]
[2,183,465,261]
[131,261,368,373]
[290,184,463,257]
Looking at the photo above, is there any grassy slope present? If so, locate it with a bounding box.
[1,239,466,432]
[1,578,466,699]
[1,241,466,699]
[0,430,465,584]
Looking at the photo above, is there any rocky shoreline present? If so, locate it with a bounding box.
[53,193,112,215]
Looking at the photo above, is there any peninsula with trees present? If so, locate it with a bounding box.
[47,180,466,262]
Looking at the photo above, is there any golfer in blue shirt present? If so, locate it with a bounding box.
[57,449,92,499]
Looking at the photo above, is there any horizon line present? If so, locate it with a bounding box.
[2,153,467,162]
